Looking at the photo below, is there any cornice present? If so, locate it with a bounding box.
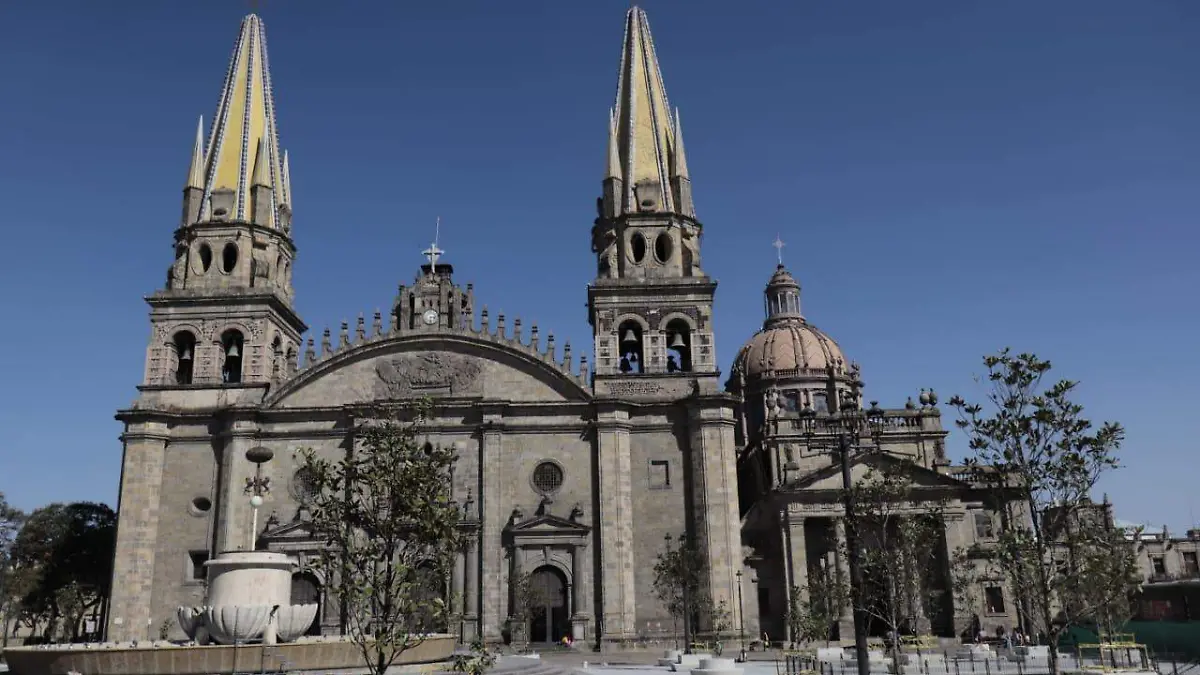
[146,288,307,333]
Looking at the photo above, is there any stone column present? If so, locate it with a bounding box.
[453,548,466,641]
[571,543,590,643]
[479,419,504,642]
[779,517,793,644]
[465,535,480,642]
[943,513,970,637]
[105,420,169,642]
[595,405,637,642]
[787,513,809,604]
[834,518,853,640]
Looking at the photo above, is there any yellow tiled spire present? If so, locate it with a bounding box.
[195,14,286,229]
[610,6,686,216]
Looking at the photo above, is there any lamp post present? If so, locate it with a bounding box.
[736,570,746,663]
[244,447,274,551]
[797,381,885,675]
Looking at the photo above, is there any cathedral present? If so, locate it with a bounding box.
[106,8,1019,648]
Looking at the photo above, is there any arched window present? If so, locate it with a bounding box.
[221,329,245,383]
[271,335,283,379]
[617,320,644,374]
[665,319,692,373]
[173,331,196,385]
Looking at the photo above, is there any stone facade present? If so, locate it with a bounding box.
[106,8,745,649]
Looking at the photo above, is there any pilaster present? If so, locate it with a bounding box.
[465,536,480,642]
[105,421,170,642]
[595,405,636,641]
[479,419,504,642]
[686,396,741,634]
[214,418,261,553]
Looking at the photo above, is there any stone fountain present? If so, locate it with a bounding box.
[176,447,318,645]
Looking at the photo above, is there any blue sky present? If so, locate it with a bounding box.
[0,1,1196,529]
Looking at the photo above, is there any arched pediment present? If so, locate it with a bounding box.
[265,333,591,408]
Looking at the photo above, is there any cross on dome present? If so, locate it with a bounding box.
[772,235,786,265]
[423,217,445,267]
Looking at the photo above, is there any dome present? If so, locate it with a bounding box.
[734,321,848,379]
[730,262,852,382]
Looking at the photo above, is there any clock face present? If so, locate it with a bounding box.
[422,309,439,325]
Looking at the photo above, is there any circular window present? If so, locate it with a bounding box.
[189,496,212,516]
[630,233,647,264]
[198,243,213,273]
[532,461,564,495]
[654,232,673,263]
[221,243,239,274]
[291,467,319,502]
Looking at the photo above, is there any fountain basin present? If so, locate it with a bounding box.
[204,551,295,608]
[2,633,456,675]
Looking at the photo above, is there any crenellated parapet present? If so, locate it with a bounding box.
[285,302,590,391]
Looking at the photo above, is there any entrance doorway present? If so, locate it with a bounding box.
[528,566,569,644]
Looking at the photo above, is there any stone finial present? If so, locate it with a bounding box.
[305,338,315,364]
[570,503,584,522]
[905,396,915,410]
[497,312,506,338]
[372,310,383,336]
[320,328,332,355]
[338,321,350,348]
[356,313,366,342]
[579,354,588,378]
[513,318,522,343]
[546,333,555,359]
[530,324,539,351]
[563,341,572,369]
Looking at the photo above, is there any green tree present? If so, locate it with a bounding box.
[653,535,706,652]
[786,567,848,647]
[839,464,946,671]
[949,349,1129,675]
[297,401,462,675]
[0,492,27,648]
[10,501,115,641]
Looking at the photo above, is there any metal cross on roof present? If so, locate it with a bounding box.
[772,235,786,265]
[423,217,445,268]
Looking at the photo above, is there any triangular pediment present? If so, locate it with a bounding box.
[787,453,970,493]
[260,516,318,543]
[506,513,591,537]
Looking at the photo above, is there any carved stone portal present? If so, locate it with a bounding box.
[374,353,483,398]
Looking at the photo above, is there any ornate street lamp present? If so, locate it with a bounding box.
[796,381,886,675]
[244,446,274,551]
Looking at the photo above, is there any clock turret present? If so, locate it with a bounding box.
[393,239,474,332]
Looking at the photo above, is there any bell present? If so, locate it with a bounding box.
[179,347,193,361]
[668,333,686,349]
[227,343,240,358]
[621,329,638,345]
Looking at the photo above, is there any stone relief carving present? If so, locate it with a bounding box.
[374,352,483,398]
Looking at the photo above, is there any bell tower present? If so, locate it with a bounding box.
[145,14,305,390]
[588,6,717,381]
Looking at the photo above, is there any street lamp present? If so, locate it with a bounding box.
[796,382,886,675]
[736,570,746,663]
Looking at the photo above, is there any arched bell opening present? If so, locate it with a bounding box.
[271,335,283,379]
[290,572,323,636]
[220,329,245,384]
[527,565,569,644]
[665,319,692,373]
[173,331,197,385]
[618,320,645,374]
